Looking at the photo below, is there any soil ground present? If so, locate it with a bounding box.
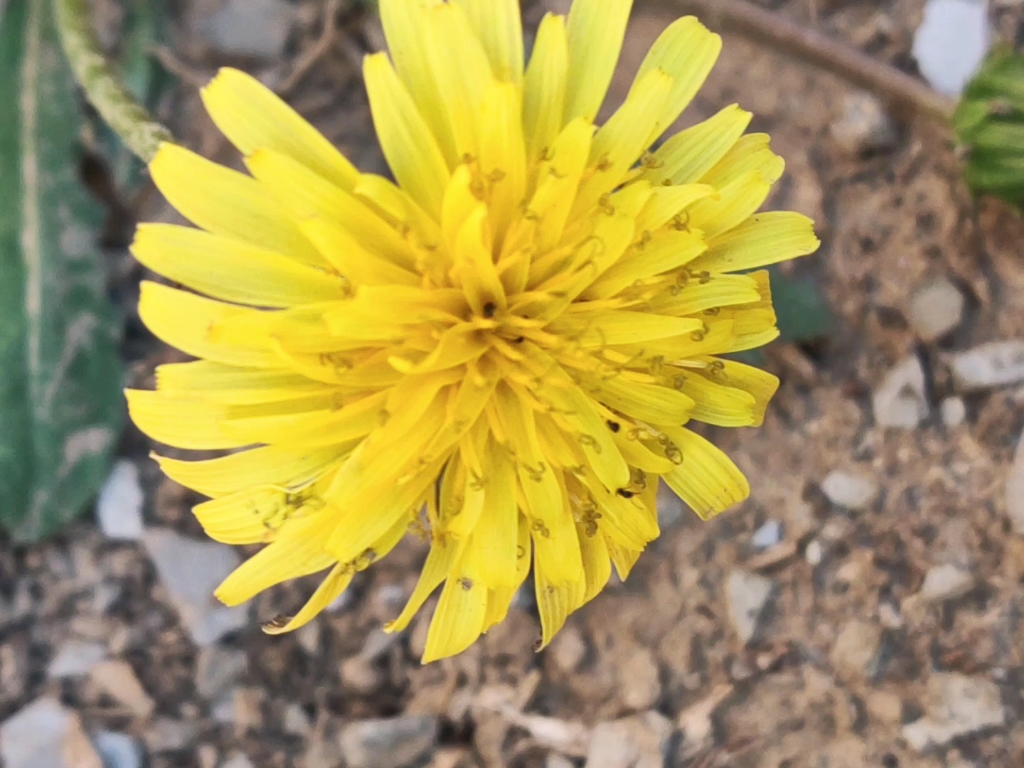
[4,1,1024,767]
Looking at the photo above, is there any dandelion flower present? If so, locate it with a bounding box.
[127,0,819,661]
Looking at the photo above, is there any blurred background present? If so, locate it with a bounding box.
[2,0,1024,767]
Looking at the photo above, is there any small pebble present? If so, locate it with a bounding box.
[48,640,107,679]
[941,396,967,427]
[96,461,144,541]
[805,540,824,566]
[752,520,783,549]
[338,717,438,768]
[831,91,897,154]
[872,355,929,428]
[912,0,990,97]
[830,620,882,680]
[903,673,1005,751]
[196,647,247,700]
[909,277,965,342]
[201,0,296,58]
[89,661,155,719]
[1006,427,1024,535]
[821,470,879,511]
[948,341,1024,392]
[619,649,662,711]
[548,624,587,673]
[220,754,255,768]
[919,563,974,602]
[725,569,775,645]
[586,711,673,768]
[92,732,143,768]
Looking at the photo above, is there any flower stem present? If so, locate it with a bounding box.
[53,0,173,162]
[667,0,957,123]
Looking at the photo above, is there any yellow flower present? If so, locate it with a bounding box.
[126,0,818,661]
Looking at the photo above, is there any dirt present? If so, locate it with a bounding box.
[3,1,1024,767]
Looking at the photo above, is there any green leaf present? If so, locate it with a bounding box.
[954,45,1024,209]
[0,0,123,541]
[768,265,833,344]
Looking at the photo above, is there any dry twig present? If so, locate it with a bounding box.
[662,0,957,123]
[278,0,345,95]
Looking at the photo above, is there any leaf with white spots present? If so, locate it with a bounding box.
[0,0,123,541]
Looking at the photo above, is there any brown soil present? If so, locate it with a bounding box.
[4,1,1024,767]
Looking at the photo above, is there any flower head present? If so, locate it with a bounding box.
[127,0,818,661]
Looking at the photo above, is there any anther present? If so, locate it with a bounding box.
[606,420,621,433]
[483,302,497,319]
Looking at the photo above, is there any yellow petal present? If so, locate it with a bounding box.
[245,148,418,272]
[523,13,568,163]
[378,0,456,165]
[262,564,353,634]
[606,539,642,580]
[528,118,594,253]
[551,310,704,347]
[215,516,336,606]
[220,391,388,448]
[263,513,409,635]
[193,477,331,545]
[154,444,341,498]
[577,519,612,604]
[661,427,750,520]
[460,442,518,588]
[692,212,820,273]
[588,374,695,426]
[453,0,523,84]
[676,370,759,428]
[563,0,633,123]
[200,67,358,190]
[630,17,721,145]
[695,357,780,426]
[363,53,451,220]
[148,143,324,267]
[700,134,784,189]
[422,565,489,662]
[640,104,751,186]
[386,536,463,634]
[132,224,347,307]
[478,81,527,241]
[634,182,716,234]
[578,470,658,550]
[534,565,585,649]
[648,274,762,316]
[126,389,243,450]
[687,170,772,241]
[298,216,420,288]
[573,68,673,217]
[138,282,278,368]
[584,229,707,299]
[156,361,332,404]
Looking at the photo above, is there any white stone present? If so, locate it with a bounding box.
[949,341,1024,391]
[903,674,1005,751]
[144,718,197,753]
[338,717,438,768]
[909,277,965,342]
[805,539,824,566]
[220,754,255,768]
[202,0,295,58]
[142,529,248,647]
[752,520,783,549]
[548,624,588,673]
[919,564,974,602]
[47,640,107,678]
[1007,427,1024,535]
[196,646,247,699]
[831,91,897,154]
[873,355,929,428]
[830,620,881,680]
[619,649,661,711]
[0,699,73,768]
[725,570,775,645]
[96,460,145,541]
[585,711,673,768]
[912,0,990,97]
[821,470,878,511]
[941,397,967,428]
[283,704,312,736]
[92,732,142,768]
